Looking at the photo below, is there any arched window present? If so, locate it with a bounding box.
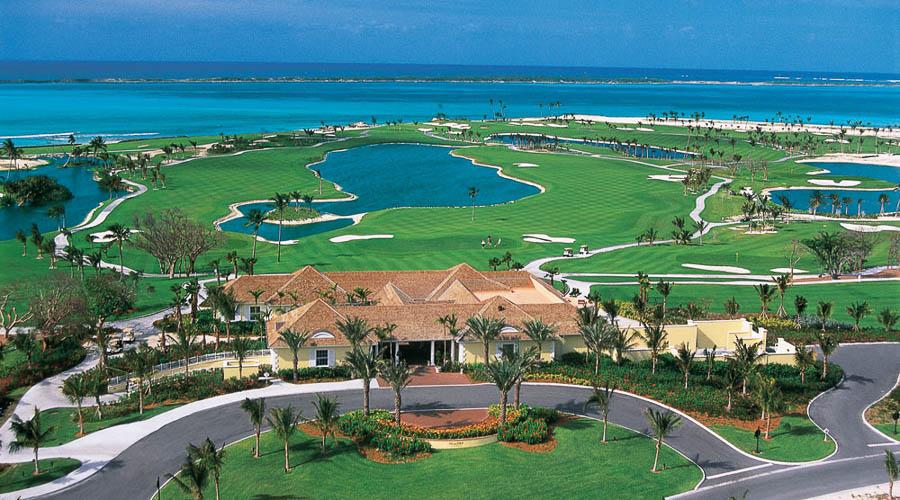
[311,331,335,340]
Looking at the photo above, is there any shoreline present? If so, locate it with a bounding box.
[2,77,899,88]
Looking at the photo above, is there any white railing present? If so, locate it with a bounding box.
[108,349,271,386]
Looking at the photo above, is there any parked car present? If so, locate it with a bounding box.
[121,328,135,343]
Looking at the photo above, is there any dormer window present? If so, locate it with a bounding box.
[311,331,335,340]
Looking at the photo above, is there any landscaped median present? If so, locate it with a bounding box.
[0,458,81,494]
[464,351,842,463]
[160,414,701,499]
[865,384,899,440]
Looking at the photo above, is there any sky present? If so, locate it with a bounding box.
[0,0,898,74]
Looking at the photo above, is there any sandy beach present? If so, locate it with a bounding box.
[0,158,49,171]
[798,152,900,167]
[562,114,900,140]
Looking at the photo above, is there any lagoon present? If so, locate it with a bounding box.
[219,143,540,241]
[771,162,899,215]
[0,158,114,239]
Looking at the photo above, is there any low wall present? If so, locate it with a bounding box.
[425,434,498,450]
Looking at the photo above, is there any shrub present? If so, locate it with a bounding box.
[497,417,549,444]
[277,365,351,381]
[369,431,431,457]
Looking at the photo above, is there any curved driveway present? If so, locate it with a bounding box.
[31,344,900,499]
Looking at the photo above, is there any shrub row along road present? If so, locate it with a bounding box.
[36,344,900,500]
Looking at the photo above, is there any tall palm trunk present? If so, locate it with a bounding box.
[602,416,608,443]
[283,440,290,472]
[363,378,371,415]
[652,439,662,472]
[514,380,522,408]
[33,448,40,475]
[499,391,508,423]
[394,391,402,424]
[254,425,261,458]
[483,341,490,366]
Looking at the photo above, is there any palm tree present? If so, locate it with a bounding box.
[240,397,266,458]
[168,450,209,500]
[484,357,522,424]
[723,358,739,414]
[674,343,696,389]
[522,319,558,361]
[125,345,155,414]
[272,193,290,262]
[47,205,66,230]
[464,315,505,365]
[733,338,763,395]
[584,381,616,443]
[167,326,198,377]
[702,344,717,381]
[107,223,130,273]
[468,186,479,221]
[335,316,372,348]
[8,407,54,475]
[793,343,814,384]
[879,193,890,215]
[846,300,872,332]
[378,360,412,424]
[231,334,253,378]
[267,405,303,473]
[794,295,808,324]
[580,318,614,374]
[212,288,237,345]
[189,438,225,500]
[877,308,899,332]
[772,274,791,317]
[644,408,682,473]
[817,301,833,331]
[345,346,380,416]
[311,394,340,455]
[507,346,539,407]
[753,283,776,318]
[279,329,309,382]
[244,208,266,259]
[816,332,838,380]
[755,376,783,441]
[15,229,27,257]
[640,322,668,375]
[62,374,89,435]
[655,280,674,317]
[886,450,898,500]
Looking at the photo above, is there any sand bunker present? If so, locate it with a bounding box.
[636,127,654,132]
[545,123,567,128]
[329,234,394,243]
[770,268,808,274]
[514,162,539,168]
[682,263,751,274]
[807,179,861,187]
[522,233,576,244]
[840,223,900,233]
[805,169,830,176]
[417,128,433,132]
[648,174,687,182]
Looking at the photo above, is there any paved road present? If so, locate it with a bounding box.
[27,343,900,500]
[680,343,900,499]
[40,383,759,500]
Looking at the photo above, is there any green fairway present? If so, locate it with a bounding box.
[161,418,701,499]
[0,458,81,494]
[553,221,897,276]
[38,404,180,447]
[100,130,695,276]
[712,415,834,462]
[587,281,898,328]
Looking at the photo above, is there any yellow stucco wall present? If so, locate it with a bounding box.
[460,339,557,364]
[273,346,353,370]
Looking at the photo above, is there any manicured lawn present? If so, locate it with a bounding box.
[873,423,898,439]
[162,419,701,499]
[554,220,897,276]
[39,404,180,447]
[0,458,81,494]
[102,131,695,277]
[711,415,834,462]
[587,281,899,328]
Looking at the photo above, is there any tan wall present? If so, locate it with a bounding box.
[460,340,556,364]
[274,346,353,370]
[762,352,797,367]
[556,335,587,356]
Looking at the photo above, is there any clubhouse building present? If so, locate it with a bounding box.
[220,264,796,370]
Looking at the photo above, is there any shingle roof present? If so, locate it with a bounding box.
[226,264,565,307]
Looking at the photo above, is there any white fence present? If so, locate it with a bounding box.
[108,349,271,386]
